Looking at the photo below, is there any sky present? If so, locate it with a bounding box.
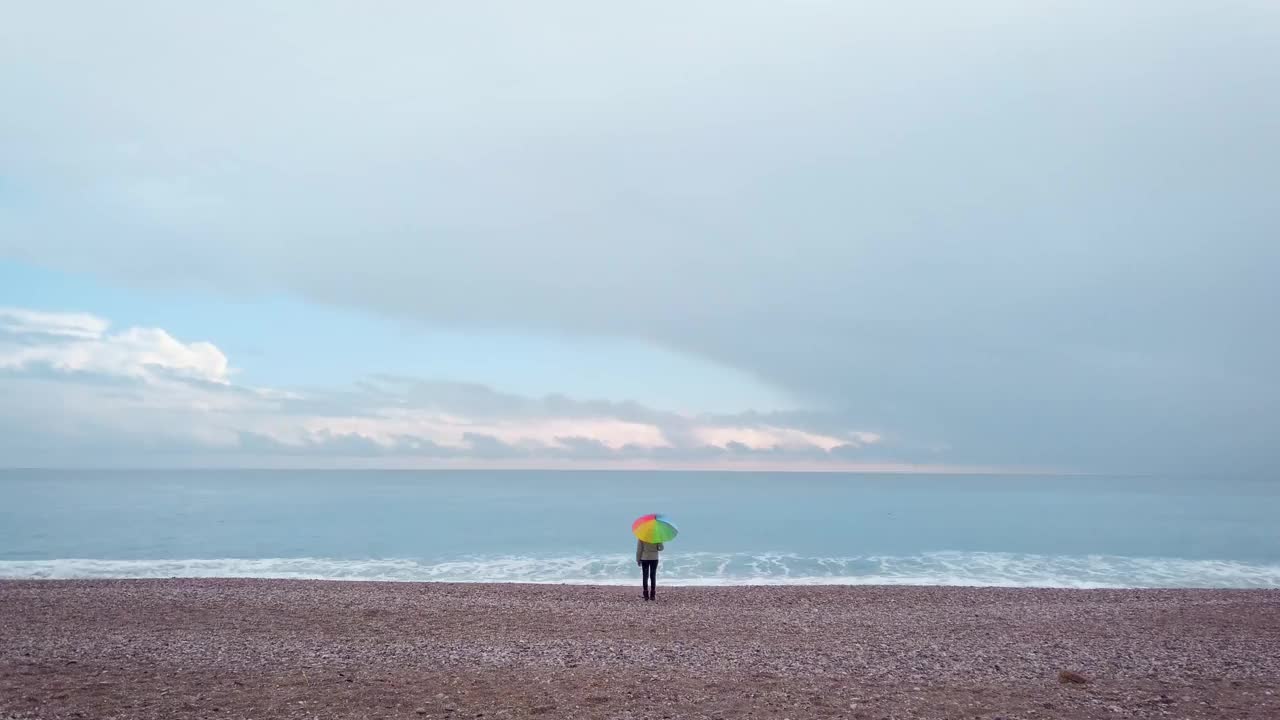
[1,2,1277,473]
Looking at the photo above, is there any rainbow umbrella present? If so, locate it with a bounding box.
[632,513,679,544]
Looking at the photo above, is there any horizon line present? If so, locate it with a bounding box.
[0,463,1097,477]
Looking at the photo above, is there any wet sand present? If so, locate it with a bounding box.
[2,580,1278,719]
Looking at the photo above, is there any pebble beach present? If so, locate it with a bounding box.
[2,580,1278,719]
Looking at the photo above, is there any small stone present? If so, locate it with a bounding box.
[1058,670,1088,684]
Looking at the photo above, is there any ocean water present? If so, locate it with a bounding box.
[1,469,1278,588]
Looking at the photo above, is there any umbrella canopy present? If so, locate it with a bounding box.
[632,513,678,544]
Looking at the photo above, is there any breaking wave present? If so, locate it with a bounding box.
[3,551,1279,588]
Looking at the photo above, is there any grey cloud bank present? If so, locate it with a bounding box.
[2,2,1278,471]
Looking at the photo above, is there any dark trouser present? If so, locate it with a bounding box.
[641,559,658,598]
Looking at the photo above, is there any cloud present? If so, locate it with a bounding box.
[690,425,865,453]
[2,4,1277,471]
[0,307,231,383]
[0,308,923,470]
[0,308,109,339]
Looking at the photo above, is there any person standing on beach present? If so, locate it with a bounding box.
[636,538,663,601]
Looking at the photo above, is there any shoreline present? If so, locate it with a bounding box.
[4,551,1279,589]
[3,580,1279,719]
[9,577,1278,589]
[4,576,1280,590]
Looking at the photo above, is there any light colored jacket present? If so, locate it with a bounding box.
[637,539,664,562]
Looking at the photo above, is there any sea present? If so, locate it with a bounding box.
[2,469,1278,588]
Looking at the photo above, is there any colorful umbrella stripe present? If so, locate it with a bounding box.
[632,513,678,544]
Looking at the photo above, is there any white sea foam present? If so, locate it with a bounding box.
[2,552,1279,588]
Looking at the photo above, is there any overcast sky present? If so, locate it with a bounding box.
[2,2,1277,472]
